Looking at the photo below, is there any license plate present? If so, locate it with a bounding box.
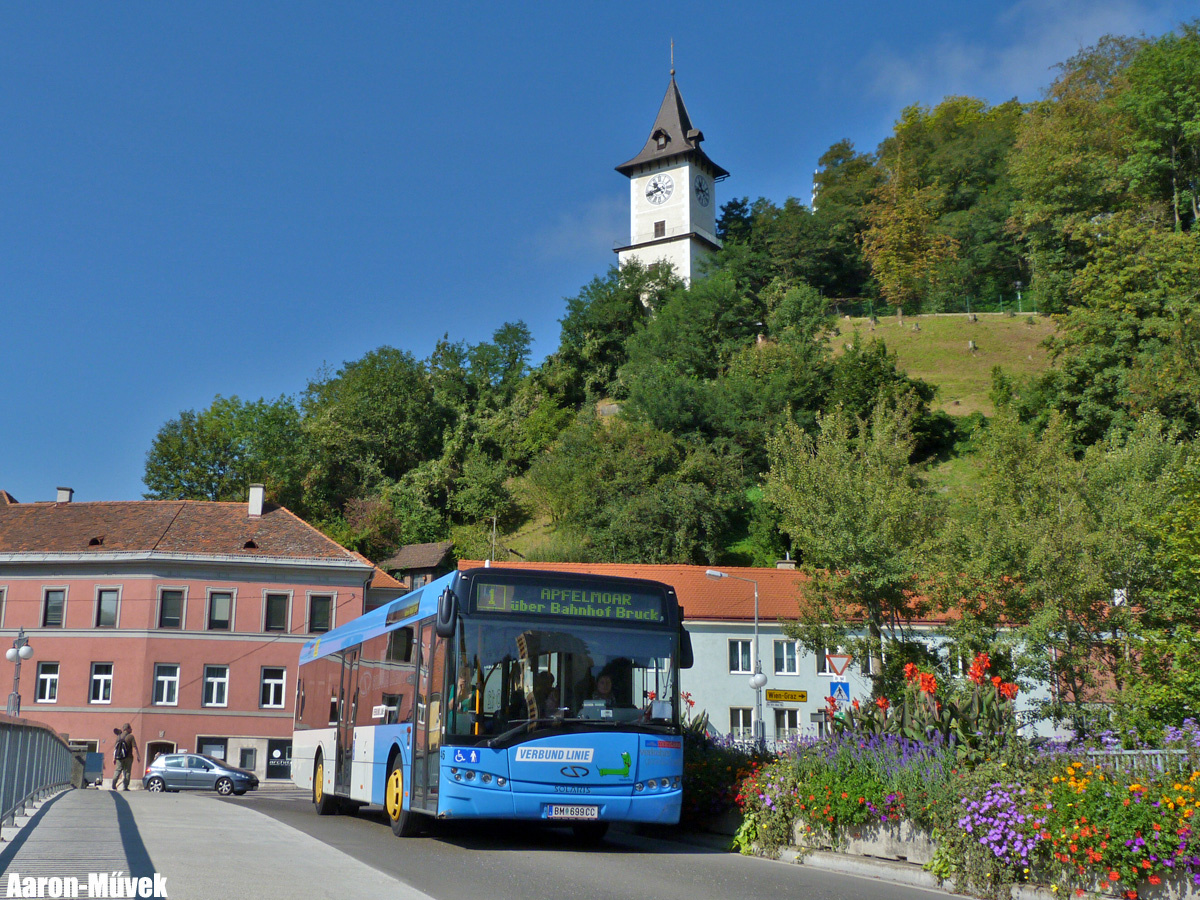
[548,804,599,820]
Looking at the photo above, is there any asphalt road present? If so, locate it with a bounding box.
[228,790,956,900]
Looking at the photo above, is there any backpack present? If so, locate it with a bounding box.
[114,737,128,760]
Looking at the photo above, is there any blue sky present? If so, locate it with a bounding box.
[0,1,1191,503]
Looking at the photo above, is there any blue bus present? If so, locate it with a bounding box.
[292,566,693,839]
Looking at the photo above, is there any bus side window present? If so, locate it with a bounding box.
[387,628,414,662]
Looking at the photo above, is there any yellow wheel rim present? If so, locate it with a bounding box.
[314,761,324,804]
[386,767,404,821]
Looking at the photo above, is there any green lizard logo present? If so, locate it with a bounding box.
[598,752,631,777]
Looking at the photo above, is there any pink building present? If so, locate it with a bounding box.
[0,486,402,784]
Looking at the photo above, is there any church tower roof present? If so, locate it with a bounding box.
[616,75,728,179]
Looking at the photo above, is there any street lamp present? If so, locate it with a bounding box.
[5,629,34,718]
[706,570,766,744]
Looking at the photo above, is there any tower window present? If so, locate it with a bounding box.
[653,128,670,150]
[654,220,666,238]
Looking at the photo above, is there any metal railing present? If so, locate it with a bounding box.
[1084,749,1191,775]
[1,715,74,827]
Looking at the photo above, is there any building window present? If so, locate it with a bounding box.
[816,645,842,675]
[95,589,119,628]
[264,594,289,632]
[154,664,180,706]
[36,662,59,702]
[203,665,229,707]
[261,667,286,708]
[774,640,799,675]
[0,587,6,627]
[728,639,752,674]
[861,652,874,676]
[775,707,800,739]
[412,574,428,589]
[158,590,183,629]
[308,595,332,634]
[207,592,233,631]
[42,589,65,627]
[239,748,257,771]
[90,663,113,703]
[654,219,666,238]
[729,707,752,740]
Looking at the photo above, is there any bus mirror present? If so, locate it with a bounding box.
[679,626,694,669]
[435,588,459,638]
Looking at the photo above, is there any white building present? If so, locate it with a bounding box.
[614,72,728,284]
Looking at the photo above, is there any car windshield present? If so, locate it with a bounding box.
[445,618,678,746]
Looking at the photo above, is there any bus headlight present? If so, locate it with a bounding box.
[481,773,492,784]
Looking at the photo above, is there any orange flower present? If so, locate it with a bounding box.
[999,681,1019,699]
[876,696,890,711]
[904,662,919,680]
[967,652,991,684]
[1148,876,1161,886]
[919,672,938,694]
[1110,871,1121,881]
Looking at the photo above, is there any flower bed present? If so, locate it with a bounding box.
[731,655,1200,900]
[734,726,1200,900]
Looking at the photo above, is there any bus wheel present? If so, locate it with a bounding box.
[385,758,419,837]
[313,755,338,816]
[572,821,609,843]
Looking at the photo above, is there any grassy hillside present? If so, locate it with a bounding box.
[834,312,1056,417]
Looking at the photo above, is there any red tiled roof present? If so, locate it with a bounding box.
[382,540,454,571]
[458,560,813,623]
[0,499,360,561]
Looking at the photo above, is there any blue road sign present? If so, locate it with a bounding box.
[830,681,850,703]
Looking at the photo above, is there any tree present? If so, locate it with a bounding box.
[301,347,447,516]
[1031,214,1200,446]
[143,395,305,507]
[526,416,744,564]
[764,394,939,687]
[1119,23,1200,232]
[550,261,680,405]
[929,411,1183,735]
[1008,36,1141,311]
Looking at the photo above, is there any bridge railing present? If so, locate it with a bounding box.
[0,715,74,827]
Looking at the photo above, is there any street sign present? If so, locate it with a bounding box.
[764,689,807,704]
[826,654,853,676]
[830,681,850,703]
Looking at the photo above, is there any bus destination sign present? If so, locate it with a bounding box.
[474,581,664,622]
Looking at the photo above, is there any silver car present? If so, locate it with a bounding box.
[142,753,259,796]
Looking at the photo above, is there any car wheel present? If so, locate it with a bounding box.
[215,777,235,796]
[146,777,166,793]
[313,755,338,816]
[385,758,419,837]
[572,822,609,843]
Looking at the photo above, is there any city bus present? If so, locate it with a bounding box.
[291,566,693,839]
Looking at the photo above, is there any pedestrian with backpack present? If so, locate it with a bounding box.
[112,723,139,790]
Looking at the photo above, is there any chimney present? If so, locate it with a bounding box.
[776,552,796,570]
[248,484,264,518]
[56,487,74,504]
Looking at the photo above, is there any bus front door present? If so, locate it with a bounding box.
[411,619,441,812]
[336,648,360,797]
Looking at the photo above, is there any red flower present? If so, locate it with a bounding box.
[919,672,938,694]
[999,682,1019,699]
[967,652,990,684]
[876,696,890,711]
[1148,876,1161,886]
[904,662,919,681]
[1125,892,1138,899]
[1110,871,1121,881]
[992,675,1002,687]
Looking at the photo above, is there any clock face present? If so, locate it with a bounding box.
[694,175,711,207]
[645,173,674,205]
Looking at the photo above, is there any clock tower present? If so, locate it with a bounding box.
[615,72,727,284]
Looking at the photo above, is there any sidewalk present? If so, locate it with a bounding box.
[0,789,433,900]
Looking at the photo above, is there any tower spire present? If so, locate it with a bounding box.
[670,39,674,76]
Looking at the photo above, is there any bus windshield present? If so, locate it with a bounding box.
[446,618,678,745]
